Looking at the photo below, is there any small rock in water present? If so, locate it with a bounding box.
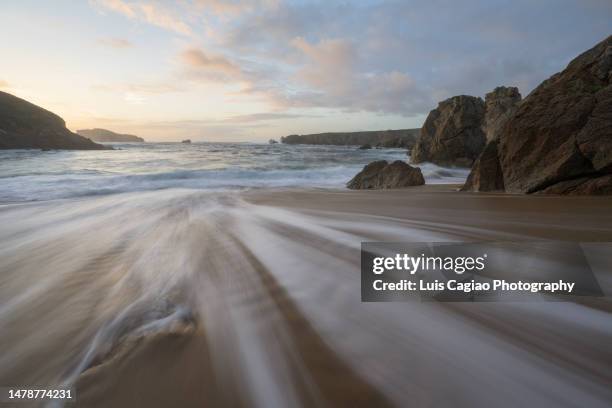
[347,160,425,189]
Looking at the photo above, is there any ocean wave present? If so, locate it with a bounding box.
[0,143,468,202]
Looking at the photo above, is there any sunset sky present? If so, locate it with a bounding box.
[1,0,610,141]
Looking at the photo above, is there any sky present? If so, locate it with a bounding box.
[0,0,610,142]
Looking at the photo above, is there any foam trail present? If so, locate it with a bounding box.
[0,189,611,407]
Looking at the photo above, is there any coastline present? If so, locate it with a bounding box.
[0,5,610,408]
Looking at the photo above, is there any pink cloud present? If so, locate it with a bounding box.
[179,47,242,80]
[93,0,192,36]
[194,0,279,15]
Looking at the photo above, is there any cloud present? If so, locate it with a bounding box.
[291,37,356,93]
[92,81,185,94]
[92,0,192,35]
[222,112,319,123]
[123,92,146,104]
[138,3,192,35]
[194,0,279,16]
[216,1,612,117]
[179,47,243,81]
[88,0,612,125]
[94,0,136,17]
[245,37,431,116]
[0,80,9,89]
[97,37,133,48]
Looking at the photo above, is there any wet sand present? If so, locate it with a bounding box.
[1,186,611,407]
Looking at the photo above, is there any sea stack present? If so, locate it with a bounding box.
[411,95,486,167]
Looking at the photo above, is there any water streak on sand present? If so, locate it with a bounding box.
[0,189,611,407]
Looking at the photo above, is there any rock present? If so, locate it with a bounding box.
[181,139,192,144]
[461,140,504,191]
[0,91,107,150]
[347,160,425,189]
[462,86,521,191]
[411,95,486,167]
[77,128,144,143]
[483,87,521,142]
[538,175,612,195]
[268,139,278,144]
[359,143,372,150]
[496,35,612,194]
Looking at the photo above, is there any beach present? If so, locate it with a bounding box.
[1,3,611,407]
[1,186,611,407]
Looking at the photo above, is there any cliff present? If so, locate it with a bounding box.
[77,128,144,143]
[0,91,106,150]
[281,129,419,148]
[411,95,486,167]
[464,34,612,195]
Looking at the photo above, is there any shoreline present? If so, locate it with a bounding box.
[1,186,611,407]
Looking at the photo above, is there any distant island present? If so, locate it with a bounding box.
[0,91,106,150]
[77,128,145,143]
[281,129,419,148]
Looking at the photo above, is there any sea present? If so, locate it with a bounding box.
[0,142,469,202]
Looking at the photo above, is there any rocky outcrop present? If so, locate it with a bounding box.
[347,160,425,189]
[358,144,372,150]
[411,95,486,167]
[467,35,612,195]
[483,87,522,142]
[538,174,612,195]
[77,128,144,143]
[281,129,419,148]
[462,87,521,191]
[0,91,106,150]
[461,140,504,191]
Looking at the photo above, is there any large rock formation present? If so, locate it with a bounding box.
[464,35,612,194]
[347,160,425,189]
[77,128,144,143]
[0,91,106,150]
[281,129,419,148]
[483,87,522,142]
[411,95,485,167]
[462,86,521,192]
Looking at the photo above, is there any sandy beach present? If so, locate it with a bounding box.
[1,3,611,406]
[0,186,611,407]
